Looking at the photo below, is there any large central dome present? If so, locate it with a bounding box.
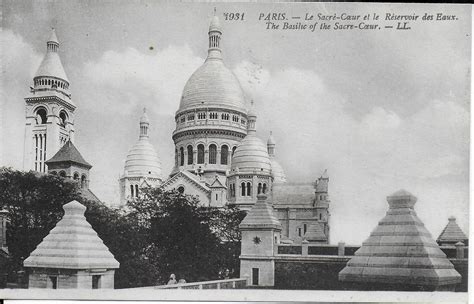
[178,14,246,113]
[171,14,249,182]
[179,59,247,112]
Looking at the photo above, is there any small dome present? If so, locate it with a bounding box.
[48,28,59,44]
[231,133,271,174]
[209,15,221,32]
[179,60,247,112]
[124,139,162,178]
[270,158,287,183]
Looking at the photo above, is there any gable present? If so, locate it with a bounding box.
[162,174,211,205]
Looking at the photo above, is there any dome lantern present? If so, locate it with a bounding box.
[208,10,222,60]
[139,107,149,139]
[267,131,276,156]
[247,101,257,134]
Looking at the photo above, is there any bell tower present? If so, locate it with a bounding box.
[23,28,75,173]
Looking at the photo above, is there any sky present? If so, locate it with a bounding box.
[1,1,470,244]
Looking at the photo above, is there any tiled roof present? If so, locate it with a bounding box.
[339,189,461,288]
[24,200,119,270]
[79,188,101,203]
[273,183,315,207]
[437,216,468,244]
[239,194,282,230]
[45,140,91,168]
[303,223,327,242]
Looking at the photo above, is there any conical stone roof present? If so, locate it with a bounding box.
[23,200,119,270]
[339,190,461,288]
[239,194,282,230]
[437,216,468,245]
[303,223,327,242]
[35,29,69,82]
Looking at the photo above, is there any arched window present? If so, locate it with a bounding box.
[36,108,47,124]
[130,185,134,198]
[197,144,205,164]
[246,182,251,196]
[59,111,67,128]
[232,146,237,156]
[304,224,307,234]
[209,144,217,164]
[135,185,139,197]
[187,145,193,165]
[241,182,246,196]
[257,183,262,194]
[319,213,322,220]
[81,175,87,188]
[262,183,267,194]
[221,145,228,165]
[180,147,184,166]
[178,186,185,194]
[73,172,79,181]
[59,171,66,177]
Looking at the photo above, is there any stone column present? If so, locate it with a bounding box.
[338,242,345,256]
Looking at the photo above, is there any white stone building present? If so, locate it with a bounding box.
[119,15,331,244]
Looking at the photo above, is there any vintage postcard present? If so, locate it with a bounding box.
[0,1,470,302]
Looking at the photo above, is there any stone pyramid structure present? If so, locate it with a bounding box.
[239,194,282,230]
[24,200,119,269]
[303,223,327,243]
[437,216,468,246]
[339,190,461,290]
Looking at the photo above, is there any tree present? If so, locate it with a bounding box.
[127,187,245,283]
[82,199,159,288]
[0,167,81,273]
[0,167,245,288]
[0,167,158,288]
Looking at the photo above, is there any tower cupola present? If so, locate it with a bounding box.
[33,28,70,97]
[208,10,222,60]
[267,131,276,157]
[139,108,150,139]
[267,131,287,184]
[24,28,75,173]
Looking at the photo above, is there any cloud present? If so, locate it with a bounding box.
[71,45,205,203]
[232,61,469,243]
[0,30,42,167]
[80,45,204,116]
